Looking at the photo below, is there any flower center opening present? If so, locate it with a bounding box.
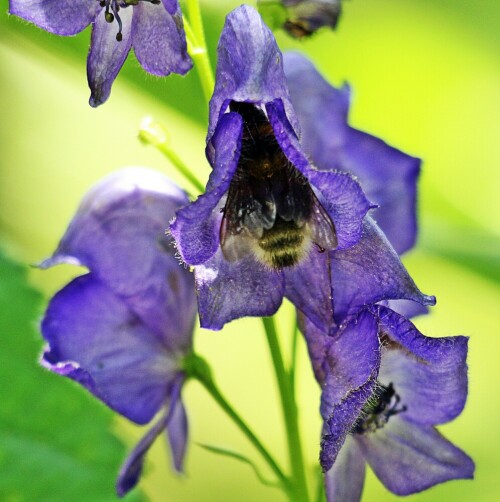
[98,0,161,41]
[351,382,407,435]
[220,101,337,270]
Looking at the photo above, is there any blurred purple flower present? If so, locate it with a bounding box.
[284,52,421,254]
[39,168,196,495]
[171,5,373,331]
[9,0,192,106]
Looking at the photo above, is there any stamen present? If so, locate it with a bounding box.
[97,0,162,42]
[351,382,407,435]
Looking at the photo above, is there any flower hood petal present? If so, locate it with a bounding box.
[39,168,195,350]
[208,5,300,142]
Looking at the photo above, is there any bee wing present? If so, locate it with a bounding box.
[307,194,338,251]
[220,184,262,262]
[220,212,255,262]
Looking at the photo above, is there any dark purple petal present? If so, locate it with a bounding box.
[131,1,191,77]
[357,417,475,495]
[283,52,420,254]
[194,249,284,330]
[341,128,420,254]
[324,436,366,502]
[283,51,350,146]
[116,376,183,496]
[321,378,377,472]
[41,274,178,424]
[298,313,329,384]
[266,100,373,250]
[376,306,469,424]
[171,113,243,265]
[320,311,381,418]
[306,311,381,471]
[88,9,133,107]
[160,0,180,14]
[167,397,189,472]
[39,168,195,350]
[9,0,101,36]
[284,248,334,332]
[330,217,435,323]
[208,5,300,142]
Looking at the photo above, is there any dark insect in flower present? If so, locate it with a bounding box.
[99,0,161,41]
[351,382,407,435]
[220,102,337,270]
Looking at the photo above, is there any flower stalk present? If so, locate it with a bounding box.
[138,116,205,194]
[263,317,310,502]
[183,0,215,104]
[184,353,290,493]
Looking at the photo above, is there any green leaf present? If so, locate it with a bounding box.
[0,252,144,502]
[197,443,280,489]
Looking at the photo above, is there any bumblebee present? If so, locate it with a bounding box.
[220,101,337,270]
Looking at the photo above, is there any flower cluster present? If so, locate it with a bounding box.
[27,2,474,501]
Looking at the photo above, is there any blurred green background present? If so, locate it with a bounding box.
[0,0,498,501]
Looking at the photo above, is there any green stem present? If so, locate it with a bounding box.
[262,317,309,502]
[186,354,290,492]
[156,142,205,194]
[184,0,215,104]
[138,118,205,194]
[289,317,300,396]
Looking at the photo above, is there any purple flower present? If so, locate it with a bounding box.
[39,168,196,495]
[9,0,192,106]
[298,206,474,497]
[259,0,342,38]
[283,52,421,254]
[302,307,474,500]
[171,5,373,331]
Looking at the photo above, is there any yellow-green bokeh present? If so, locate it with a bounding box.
[1,0,498,501]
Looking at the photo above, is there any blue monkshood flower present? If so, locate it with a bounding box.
[301,307,475,501]
[9,0,192,106]
[38,168,197,495]
[171,5,374,331]
[283,52,421,254]
[258,0,342,38]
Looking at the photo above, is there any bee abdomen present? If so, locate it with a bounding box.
[258,229,304,250]
[256,221,307,269]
